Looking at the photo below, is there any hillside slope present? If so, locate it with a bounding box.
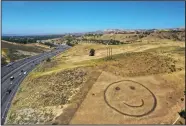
[1,41,51,65]
[82,30,185,44]
[6,39,185,124]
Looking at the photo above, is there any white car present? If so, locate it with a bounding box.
[24,71,27,75]
[10,76,14,81]
[19,73,22,76]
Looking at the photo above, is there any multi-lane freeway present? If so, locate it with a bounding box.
[1,45,70,125]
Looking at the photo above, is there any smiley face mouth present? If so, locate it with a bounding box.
[104,80,157,117]
[123,99,144,108]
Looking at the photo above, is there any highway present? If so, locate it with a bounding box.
[1,45,70,125]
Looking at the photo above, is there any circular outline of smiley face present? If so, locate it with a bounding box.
[104,80,157,117]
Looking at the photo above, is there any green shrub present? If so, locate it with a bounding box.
[1,57,8,66]
[66,41,75,47]
[178,109,186,119]
[89,49,95,56]
[46,58,51,62]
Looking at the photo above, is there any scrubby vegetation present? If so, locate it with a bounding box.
[46,58,51,62]
[1,41,51,64]
[178,109,186,119]
[89,49,95,56]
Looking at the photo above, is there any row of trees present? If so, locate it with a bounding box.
[2,37,37,44]
[76,39,121,45]
[84,34,103,37]
[63,35,77,46]
[44,42,56,48]
[2,35,65,44]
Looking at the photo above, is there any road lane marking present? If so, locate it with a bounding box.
[1,50,58,82]
[1,49,65,120]
[1,74,23,99]
[1,53,45,78]
[1,75,26,119]
[1,64,37,123]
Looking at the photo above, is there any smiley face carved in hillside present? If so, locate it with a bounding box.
[104,80,157,117]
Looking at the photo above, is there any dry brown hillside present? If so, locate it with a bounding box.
[82,30,185,44]
[6,39,185,125]
[148,31,185,41]
[1,41,51,65]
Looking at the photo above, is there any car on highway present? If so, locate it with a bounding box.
[24,71,27,75]
[6,89,12,94]
[6,62,13,67]
[10,82,13,85]
[19,73,22,76]
[10,76,14,81]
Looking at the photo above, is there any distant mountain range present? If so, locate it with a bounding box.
[78,27,185,34]
[2,27,185,37]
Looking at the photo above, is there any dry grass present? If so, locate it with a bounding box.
[96,52,179,77]
[1,41,52,62]
[26,43,51,49]
[6,66,100,124]
[2,48,10,63]
[2,41,50,53]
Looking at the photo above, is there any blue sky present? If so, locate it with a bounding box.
[2,1,185,35]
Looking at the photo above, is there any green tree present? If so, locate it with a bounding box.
[178,109,186,119]
[89,49,95,56]
[46,58,51,62]
[1,57,7,66]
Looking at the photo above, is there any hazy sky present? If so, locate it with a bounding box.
[2,1,185,35]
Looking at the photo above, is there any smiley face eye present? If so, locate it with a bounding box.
[129,86,135,90]
[115,87,120,91]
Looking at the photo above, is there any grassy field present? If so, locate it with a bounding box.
[6,39,185,124]
[1,41,51,64]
